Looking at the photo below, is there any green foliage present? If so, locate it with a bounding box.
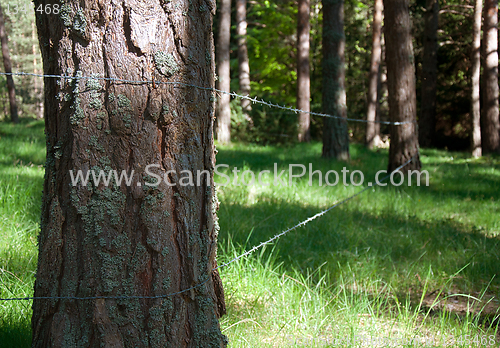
[228,98,298,145]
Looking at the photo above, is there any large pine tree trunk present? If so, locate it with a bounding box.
[297,0,311,142]
[482,0,500,153]
[236,0,252,121]
[322,0,349,160]
[384,0,421,172]
[32,0,227,347]
[471,0,483,157]
[216,0,231,144]
[366,0,383,149]
[0,5,19,124]
[419,0,439,148]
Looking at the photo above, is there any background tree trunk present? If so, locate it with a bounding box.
[471,0,483,157]
[322,0,349,160]
[482,0,500,153]
[32,21,44,120]
[366,0,383,149]
[0,5,19,124]
[297,0,311,142]
[419,0,439,148]
[216,0,232,144]
[32,0,227,346]
[384,0,421,172]
[236,0,252,123]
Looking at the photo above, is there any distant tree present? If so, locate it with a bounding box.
[216,0,232,144]
[32,0,227,345]
[32,21,43,119]
[236,0,251,123]
[322,0,349,160]
[482,0,500,153]
[297,0,311,142]
[384,0,421,172]
[0,4,18,124]
[366,0,383,149]
[419,0,439,148]
[471,0,483,157]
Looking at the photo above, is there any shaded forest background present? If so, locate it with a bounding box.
[213,0,481,149]
[0,0,492,150]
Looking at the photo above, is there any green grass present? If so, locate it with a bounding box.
[1,120,500,346]
[0,118,44,347]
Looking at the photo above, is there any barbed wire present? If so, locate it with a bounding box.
[0,71,415,125]
[0,156,415,302]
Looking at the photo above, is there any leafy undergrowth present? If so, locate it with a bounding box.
[1,119,500,347]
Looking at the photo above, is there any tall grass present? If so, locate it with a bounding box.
[1,120,499,346]
[0,119,44,347]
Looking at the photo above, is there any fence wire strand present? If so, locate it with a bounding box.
[0,71,415,125]
[0,157,415,302]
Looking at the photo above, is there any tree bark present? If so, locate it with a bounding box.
[366,0,383,149]
[0,4,19,124]
[216,0,231,144]
[482,0,500,153]
[297,0,311,142]
[384,0,421,172]
[236,0,251,122]
[419,0,439,148]
[32,0,227,347]
[322,0,349,160]
[471,0,483,157]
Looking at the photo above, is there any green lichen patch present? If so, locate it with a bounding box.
[70,71,85,126]
[89,98,102,110]
[86,75,101,91]
[117,94,131,108]
[60,4,73,27]
[205,49,212,66]
[73,8,87,37]
[122,114,132,128]
[96,112,106,130]
[154,51,179,77]
[89,135,105,152]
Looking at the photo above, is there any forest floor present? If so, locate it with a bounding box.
[1,119,500,347]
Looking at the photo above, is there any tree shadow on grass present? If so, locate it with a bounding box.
[216,190,500,326]
[0,317,31,348]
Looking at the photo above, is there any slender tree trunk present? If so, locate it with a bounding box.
[377,32,387,132]
[471,0,483,157]
[419,0,439,148]
[0,5,19,124]
[32,0,227,346]
[32,21,44,120]
[297,0,311,142]
[236,0,252,123]
[216,0,231,144]
[482,0,500,153]
[384,0,421,172]
[366,0,383,149]
[322,0,349,160]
